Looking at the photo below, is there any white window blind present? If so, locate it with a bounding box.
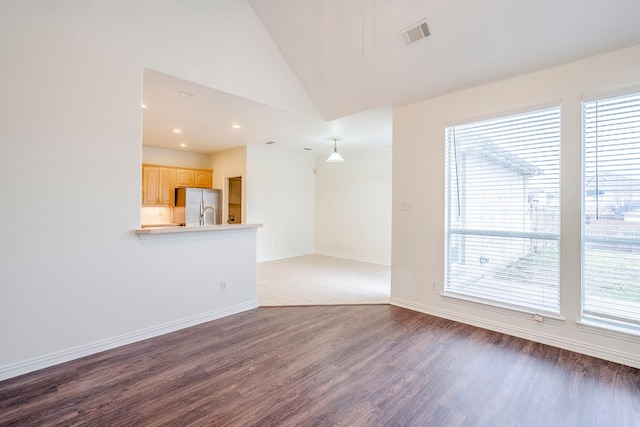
[445,107,561,313]
[583,92,640,329]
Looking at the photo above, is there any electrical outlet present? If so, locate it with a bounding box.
[220,281,227,291]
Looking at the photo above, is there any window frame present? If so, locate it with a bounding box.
[444,105,562,314]
[581,90,640,332]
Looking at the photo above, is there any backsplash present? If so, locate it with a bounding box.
[141,207,173,225]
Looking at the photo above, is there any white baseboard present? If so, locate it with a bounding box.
[390,297,640,369]
[313,251,391,266]
[0,300,259,382]
[257,251,315,263]
[257,252,391,266]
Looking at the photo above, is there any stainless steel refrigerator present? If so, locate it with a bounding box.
[174,188,221,226]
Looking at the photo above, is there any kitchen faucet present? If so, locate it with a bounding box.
[200,205,216,226]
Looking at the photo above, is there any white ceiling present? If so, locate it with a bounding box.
[142,68,391,155]
[142,0,640,156]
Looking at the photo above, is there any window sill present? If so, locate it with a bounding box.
[576,318,640,343]
[442,291,566,326]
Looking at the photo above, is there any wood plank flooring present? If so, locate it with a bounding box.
[1,305,639,426]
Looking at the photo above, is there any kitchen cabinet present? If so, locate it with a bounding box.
[195,169,212,188]
[142,165,176,206]
[142,164,213,206]
[177,168,212,188]
[176,169,195,187]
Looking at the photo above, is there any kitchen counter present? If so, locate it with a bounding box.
[135,223,262,239]
[140,223,181,228]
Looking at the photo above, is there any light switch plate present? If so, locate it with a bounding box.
[400,200,413,210]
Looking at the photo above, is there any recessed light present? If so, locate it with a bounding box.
[179,91,194,97]
[231,123,241,129]
[265,141,276,145]
[179,143,187,148]
[173,128,182,133]
[304,148,312,150]
[141,103,147,109]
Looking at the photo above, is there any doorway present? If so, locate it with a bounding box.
[227,176,242,224]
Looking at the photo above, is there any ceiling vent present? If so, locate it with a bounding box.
[399,20,430,47]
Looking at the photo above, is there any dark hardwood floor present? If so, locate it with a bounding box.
[1,305,639,426]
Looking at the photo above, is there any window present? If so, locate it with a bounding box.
[583,91,640,330]
[445,107,561,313]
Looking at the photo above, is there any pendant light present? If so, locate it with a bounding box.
[326,138,344,163]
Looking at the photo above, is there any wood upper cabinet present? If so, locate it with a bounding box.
[142,164,213,206]
[142,166,159,205]
[176,168,212,188]
[142,165,176,206]
[158,168,176,205]
[195,169,212,189]
[176,169,195,187]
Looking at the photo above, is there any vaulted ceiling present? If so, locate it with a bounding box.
[249,0,640,120]
[143,0,640,155]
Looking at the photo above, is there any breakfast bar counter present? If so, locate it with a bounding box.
[135,224,262,239]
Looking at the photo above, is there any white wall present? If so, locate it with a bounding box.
[315,146,392,265]
[210,146,247,224]
[210,146,247,191]
[0,0,309,379]
[392,44,640,368]
[142,146,210,169]
[246,145,315,262]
